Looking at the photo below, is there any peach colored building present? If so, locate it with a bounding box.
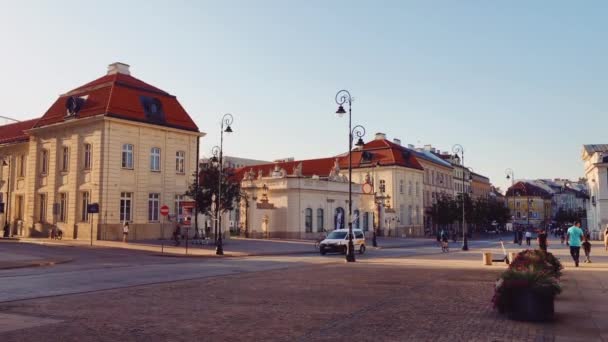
[0,63,203,240]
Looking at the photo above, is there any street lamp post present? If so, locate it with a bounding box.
[335,89,366,262]
[505,168,517,242]
[1,157,10,237]
[452,144,468,251]
[210,113,234,256]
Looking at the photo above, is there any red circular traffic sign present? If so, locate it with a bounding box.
[160,205,170,216]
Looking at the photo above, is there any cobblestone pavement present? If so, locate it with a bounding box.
[0,260,600,342]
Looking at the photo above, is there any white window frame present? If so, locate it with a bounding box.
[304,208,313,233]
[41,149,49,175]
[84,143,92,170]
[38,193,46,223]
[122,144,134,169]
[59,193,67,222]
[150,147,161,172]
[62,146,69,172]
[175,195,184,218]
[316,208,324,232]
[148,193,160,222]
[81,192,90,222]
[120,192,133,222]
[176,151,185,174]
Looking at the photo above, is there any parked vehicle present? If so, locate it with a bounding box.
[319,229,366,255]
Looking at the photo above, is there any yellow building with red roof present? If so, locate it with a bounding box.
[0,63,203,240]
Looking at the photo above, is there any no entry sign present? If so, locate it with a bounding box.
[160,205,170,217]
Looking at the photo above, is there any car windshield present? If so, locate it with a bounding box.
[327,231,348,239]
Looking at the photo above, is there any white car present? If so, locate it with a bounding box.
[319,229,366,255]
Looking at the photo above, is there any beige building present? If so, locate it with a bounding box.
[412,145,454,233]
[0,62,202,240]
[471,172,492,200]
[232,133,425,239]
[236,159,374,239]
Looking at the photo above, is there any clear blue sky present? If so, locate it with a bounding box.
[1,0,606,192]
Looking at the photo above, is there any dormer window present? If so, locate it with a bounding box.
[140,96,165,123]
[65,96,87,119]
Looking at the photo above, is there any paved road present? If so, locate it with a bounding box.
[0,235,509,303]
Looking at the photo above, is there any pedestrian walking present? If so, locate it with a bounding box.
[517,230,523,246]
[566,221,584,267]
[537,229,548,252]
[441,230,449,252]
[583,234,592,263]
[525,231,532,246]
[122,222,129,243]
[604,226,608,251]
[560,228,565,244]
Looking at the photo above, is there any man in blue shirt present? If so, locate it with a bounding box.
[566,221,585,267]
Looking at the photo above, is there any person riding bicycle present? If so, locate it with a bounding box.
[173,224,181,246]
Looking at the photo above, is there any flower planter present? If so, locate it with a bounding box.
[507,289,555,322]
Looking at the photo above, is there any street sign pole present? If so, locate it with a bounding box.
[87,203,100,247]
[160,205,170,253]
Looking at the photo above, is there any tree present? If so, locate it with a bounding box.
[427,193,458,232]
[185,165,241,217]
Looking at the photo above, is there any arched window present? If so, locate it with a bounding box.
[316,208,324,232]
[334,207,345,229]
[354,209,360,228]
[305,208,313,233]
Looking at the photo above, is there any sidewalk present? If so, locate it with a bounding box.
[16,235,438,257]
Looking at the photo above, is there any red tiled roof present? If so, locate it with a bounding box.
[34,71,198,132]
[234,157,337,181]
[344,139,424,170]
[233,139,424,181]
[0,118,40,145]
[506,181,552,199]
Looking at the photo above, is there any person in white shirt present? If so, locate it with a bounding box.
[525,230,532,246]
[122,222,129,243]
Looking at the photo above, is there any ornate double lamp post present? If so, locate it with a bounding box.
[210,113,234,256]
[335,89,365,262]
[505,168,518,242]
[452,144,469,251]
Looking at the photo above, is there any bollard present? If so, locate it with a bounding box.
[509,252,517,264]
[483,252,492,266]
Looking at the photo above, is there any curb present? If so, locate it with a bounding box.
[0,258,73,270]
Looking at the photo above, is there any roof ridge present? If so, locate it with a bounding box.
[105,72,118,114]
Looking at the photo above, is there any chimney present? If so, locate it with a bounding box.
[393,138,401,146]
[107,62,131,76]
[424,144,432,151]
[431,147,436,153]
[375,132,386,140]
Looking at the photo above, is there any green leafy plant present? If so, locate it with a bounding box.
[508,249,563,279]
[492,269,562,313]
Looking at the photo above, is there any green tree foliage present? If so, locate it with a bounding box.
[428,194,511,232]
[185,165,241,216]
[554,208,585,225]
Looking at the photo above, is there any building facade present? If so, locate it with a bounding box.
[0,63,202,240]
[236,159,374,239]
[583,144,608,238]
[471,172,492,200]
[413,145,454,234]
[505,181,552,228]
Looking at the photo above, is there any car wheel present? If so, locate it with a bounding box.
[320,247,326,255]
[359,245,366,255]
[342,245,348,254]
